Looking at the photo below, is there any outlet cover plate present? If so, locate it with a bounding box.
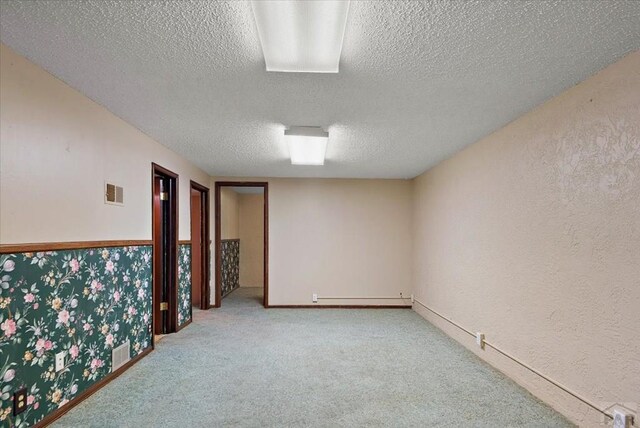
[55,351,65,372]
[312,293,318,303]
[13,387,27,416]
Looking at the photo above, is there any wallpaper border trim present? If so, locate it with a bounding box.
[35,347,153,428]
[0,240,154,254]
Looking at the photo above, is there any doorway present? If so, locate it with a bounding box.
[214,182,268,308]
[190,180,210,310]
[152,163,179,339]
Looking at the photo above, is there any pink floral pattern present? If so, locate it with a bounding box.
[221,239,239,297]
[0,246,152,427]
[177,244,191,327]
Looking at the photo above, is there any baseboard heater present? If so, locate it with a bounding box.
[412,297,626,425]
[317,296,410,300]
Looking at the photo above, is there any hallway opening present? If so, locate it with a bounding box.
[214,182,268,308]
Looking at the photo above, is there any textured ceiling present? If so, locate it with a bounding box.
[231,187,264,195]
[1,1,639,179]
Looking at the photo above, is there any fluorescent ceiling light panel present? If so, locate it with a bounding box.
[285,127,329,165]
[251,0,350,73]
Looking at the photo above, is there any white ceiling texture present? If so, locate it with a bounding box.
[231,187,264,195]
[1,1,639,179]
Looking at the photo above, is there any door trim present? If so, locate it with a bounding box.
[151,162,179,339]
[190,180,211,310]
[214,181,269,308]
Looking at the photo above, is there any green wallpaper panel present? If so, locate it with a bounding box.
[0,246,153,427]
[221,240,239,297]
[177,244,191,327]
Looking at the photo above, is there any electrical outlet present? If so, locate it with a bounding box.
[55,351,66,372]
[475,332,485,350]
[312,293,318,303]
[13,388,27,416]
[613,409,633,428]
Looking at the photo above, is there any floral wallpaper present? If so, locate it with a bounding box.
[221,240,239,297]
[177,244,191,327]
[0,246,153,427]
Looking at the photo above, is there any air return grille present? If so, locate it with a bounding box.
[111,340,130,372]
[105,182,124,206]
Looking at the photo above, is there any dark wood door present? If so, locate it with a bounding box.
[191,188,202,308]
[152,175,165,334]
[152,167,178,335]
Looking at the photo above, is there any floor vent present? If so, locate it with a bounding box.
[111,340,130,372]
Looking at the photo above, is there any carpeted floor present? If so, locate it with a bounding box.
[53,287,572,427]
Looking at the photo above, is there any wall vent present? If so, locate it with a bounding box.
[105,182,124,206]
[111,340,130,372]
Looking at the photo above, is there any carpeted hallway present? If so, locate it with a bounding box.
[53,287,572,427]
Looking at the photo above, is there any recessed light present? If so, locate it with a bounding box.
[251,1,350,73]
[285,127,328,166]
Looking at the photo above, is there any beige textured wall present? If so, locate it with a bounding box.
[211,178,413,306]
[0,44,210,243]
[412,51,640,426]
[220,187,239,240]
[238,193,264,288]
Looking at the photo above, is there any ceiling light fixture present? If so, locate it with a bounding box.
[251,0,350,73]
[285,126,329,166]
